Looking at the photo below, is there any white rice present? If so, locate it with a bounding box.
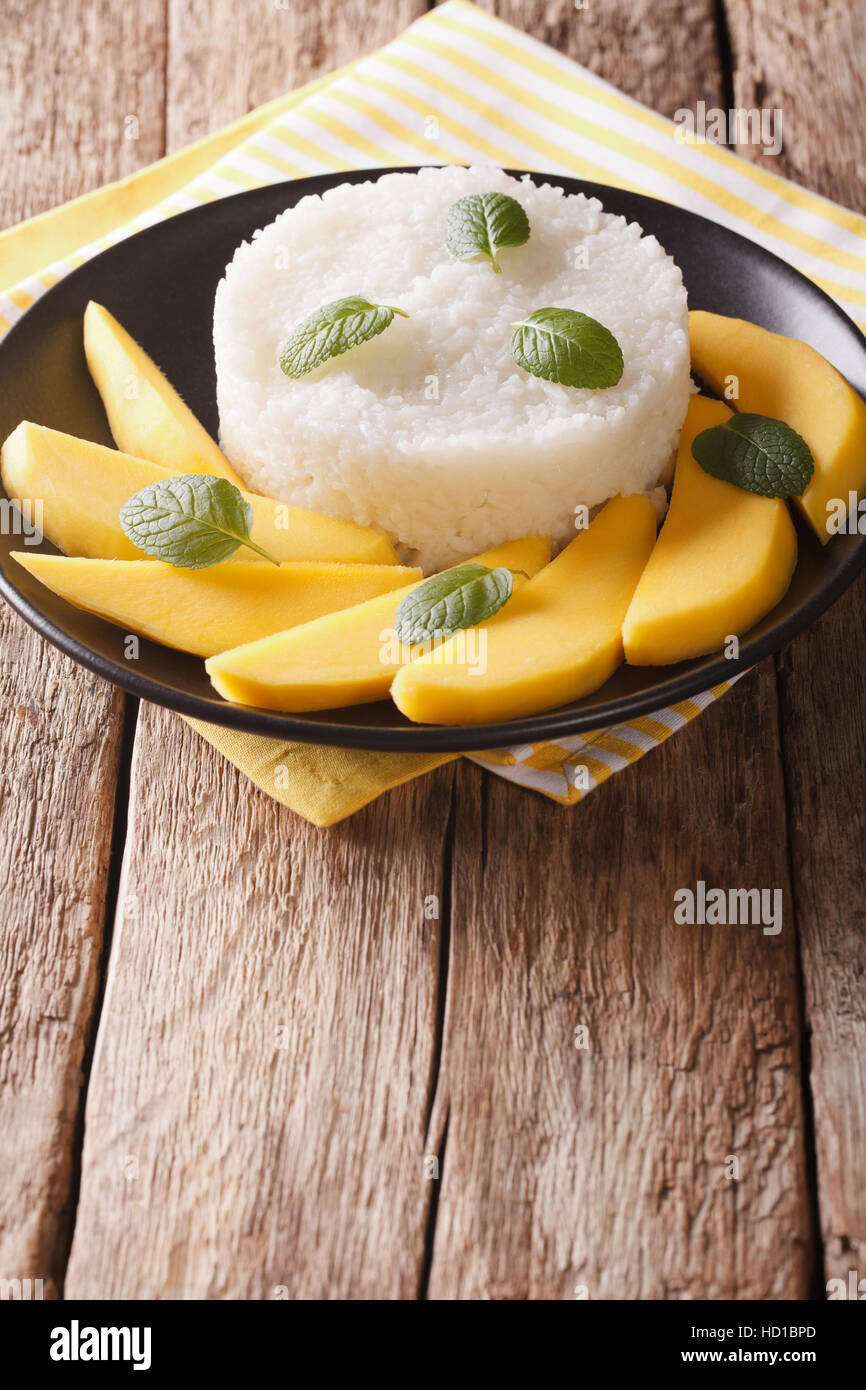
[214,165,690,572]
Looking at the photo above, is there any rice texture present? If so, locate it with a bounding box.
[214,165,690,572]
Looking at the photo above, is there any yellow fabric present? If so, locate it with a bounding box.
[4,0,862,823]
[188,720,458,827]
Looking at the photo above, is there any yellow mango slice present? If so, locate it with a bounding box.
[12,552,420,659]
[84,300,244,486]
[1,422,399,566]
[622,396,797,665]
[689,309,866,541]
[391,496,657,726]
[206,536,551,711]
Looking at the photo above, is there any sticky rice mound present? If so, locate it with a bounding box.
[214,165,690,572]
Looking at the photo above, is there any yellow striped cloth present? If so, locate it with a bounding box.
[2,0,864,825]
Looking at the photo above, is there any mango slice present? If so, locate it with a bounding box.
[622,396,798,665]
[689,309,866,541]
[206,536,551,711]
[1,422,399,566]
[390,497,657,726]
[84,300,244,486]
[12,552,420,659]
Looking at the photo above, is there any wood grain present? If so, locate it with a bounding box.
[0,0,162,1298]
[165,0,427,150]
[725,0,866,1291]
[65,706,449,1298]
[426,675,811,1300]
[724,0,866,195]
[0,623,126,1297]
[0,0,166,230]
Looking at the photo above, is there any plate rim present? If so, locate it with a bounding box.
[2,165,866,752]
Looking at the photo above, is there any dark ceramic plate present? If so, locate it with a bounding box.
[1,168,865,751]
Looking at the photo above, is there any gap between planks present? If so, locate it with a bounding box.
[712,0,827,1295]
[56,698,141,1295]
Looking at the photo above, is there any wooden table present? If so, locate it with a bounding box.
[1,0,864,1301]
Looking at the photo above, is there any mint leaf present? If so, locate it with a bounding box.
[119,475,280,568]
[511,308,624,389]
[394,563,514,645]
[278,295,408,378]
[691,413,814,498]
[445,192,530,273]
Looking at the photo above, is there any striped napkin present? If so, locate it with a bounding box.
[3,0,865,825]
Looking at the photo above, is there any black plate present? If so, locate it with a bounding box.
[2,168,865,751]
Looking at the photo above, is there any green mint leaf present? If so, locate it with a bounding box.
[394,563,514,645]
[510,308,624,389]
[445,192,530,273]
[119,474,280,569]
[691,413,814,498]
[278,295,408,377]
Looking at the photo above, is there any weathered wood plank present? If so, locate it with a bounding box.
[0,636,125,1299]
[724,0,866,195]
[424,0,812,1300]
[65,706,449,1298]
[725,0,866,1290]
[0,0,164,1297]
[0,0,166,230]
[427,675,811,1299]
[165,0,428,150]
[65,0,442,1299]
